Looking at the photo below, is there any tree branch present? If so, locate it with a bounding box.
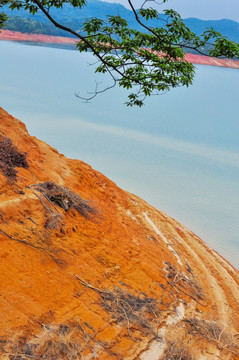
[32,0,126,79]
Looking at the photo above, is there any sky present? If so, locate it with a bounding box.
[102,0,239,22]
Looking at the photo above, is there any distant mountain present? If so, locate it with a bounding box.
[3,0,239,42]
[3,0,135,24]
[184,18,239,43]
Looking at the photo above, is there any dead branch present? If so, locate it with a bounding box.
[162,341,193,360]
[184,318,239,355]
[75,274,112,296]
[33,191,52,212]
[26,217,39,225]
[31,182,100,221]
[33,191,53,213]
[74,274,158,338]
[2,353,36,358]
[0,228,56,261]
[42,193,62,214]
[33,191,62,230]
[164,262,205,307]
[167,280,206,307]
[0,212,6,223]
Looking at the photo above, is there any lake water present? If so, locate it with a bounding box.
[0,40,238,268]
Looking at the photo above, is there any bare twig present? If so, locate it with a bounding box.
[42,193,62,214]
[0,228,56,260]
[184,318,239,355]
[74,274,112,296]
[0,212,6,222]
[2,353,36,359]
[74,275,158,338]
[33,191,52,213]
[166,280,206,307]
[26,216,39,225]
[31,182,100,221]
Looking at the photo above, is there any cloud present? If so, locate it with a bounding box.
[68,118,239,169]
[101,0,239,22]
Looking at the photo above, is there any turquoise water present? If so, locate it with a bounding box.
[0,40,239,268]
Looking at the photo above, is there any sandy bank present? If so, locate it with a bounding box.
[1,29,239,69]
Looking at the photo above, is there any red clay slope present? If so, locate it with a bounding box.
[1,29,239,69]
[0,29,77,44]
[0,107,238,359]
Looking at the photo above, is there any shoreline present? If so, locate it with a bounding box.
[0,106,239,359]
[1,29,239,69]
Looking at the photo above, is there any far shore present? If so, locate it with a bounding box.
[1,29,239,69]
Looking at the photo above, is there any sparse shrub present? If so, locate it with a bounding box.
[44,212,62,230]
[0,136,28,179]
[184,318,239,354]
[75,276,158,337]
[102,287,157,323]
[2,323,84,359]
[163,341,193,360]
[164,262,204,301]
[32,181,100,220]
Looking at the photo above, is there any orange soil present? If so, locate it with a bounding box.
[0,107,238,359]
[1,29,239,69]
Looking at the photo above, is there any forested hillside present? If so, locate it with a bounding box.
[2,0,239,42]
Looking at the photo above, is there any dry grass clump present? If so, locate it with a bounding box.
[2,323,85,360]
[2,321,116,359]
[163,341,193,360]
[164,262,204,303]
[0,136,28,179]
[102,287,157,327]
[44,212,62,230]
[184,318,239,354]
[32,182,99,221]
[2,319,127,359]
[75,275,158,338]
